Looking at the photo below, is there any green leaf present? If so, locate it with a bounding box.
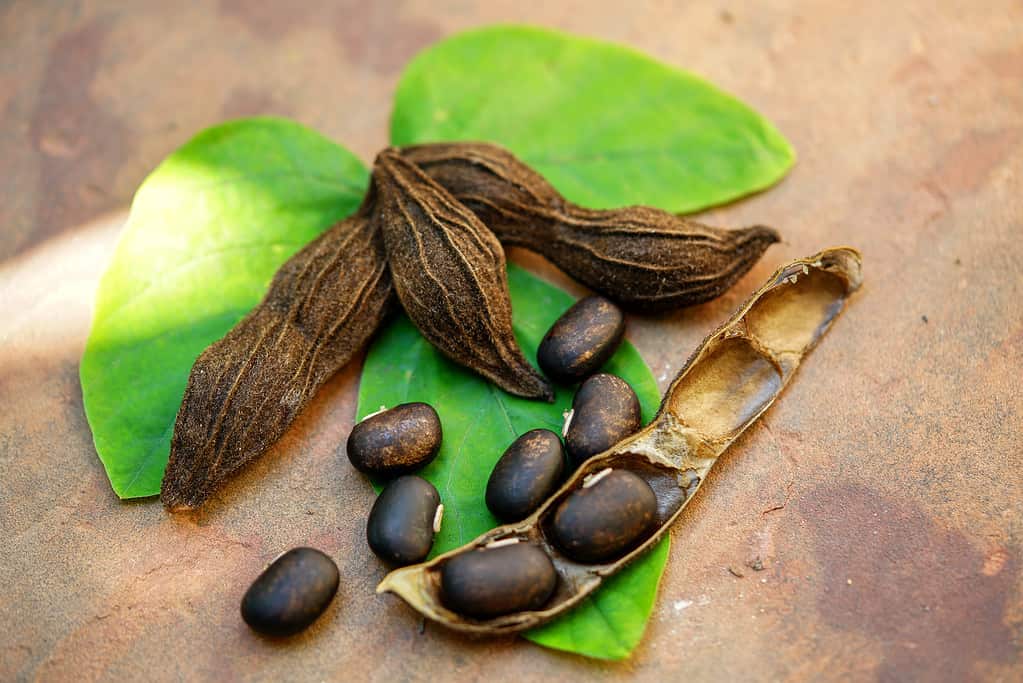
[357,264,667,660]
[391,24,794,213]
[81,117,369,498]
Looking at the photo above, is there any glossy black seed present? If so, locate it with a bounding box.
[367,475,441,565]
[551,469,658,564]
[240,547,339,637]
[347,403,442,477]
[440,543,558,619]
[485,429,565,522]
[564,373,641,468]
[537,296,625,384]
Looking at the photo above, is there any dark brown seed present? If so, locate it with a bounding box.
[485,429,565,522]
[347,403,442,477]
[440,543,557,619]
[401,142,780,312]
[373,150,554,401]
[564,373,641,468]
[162,207,394,511]
[367,475,441,566]
[241,547,340,637]
[550,469,658,564]
[537,296,625,384]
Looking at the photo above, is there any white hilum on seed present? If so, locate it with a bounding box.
[561,409,574,437]
[361,405,388,421]
[432,504,444,533]
[583,468,613,489]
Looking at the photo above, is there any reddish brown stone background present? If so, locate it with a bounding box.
[1,1,1020,681]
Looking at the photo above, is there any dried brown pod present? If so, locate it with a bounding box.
[161,207,394,510]
[401,142,780,312]
[373,150,554,401]
[376,247,863,633]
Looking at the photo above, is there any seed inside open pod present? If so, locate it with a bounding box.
[550,469,658,563]
[439,541,558,619]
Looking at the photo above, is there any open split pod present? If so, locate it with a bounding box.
[376,247,863,634]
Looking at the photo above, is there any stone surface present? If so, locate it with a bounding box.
[1,1,1021,681]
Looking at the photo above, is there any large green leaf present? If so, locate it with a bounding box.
[357,264,668,660]
[81,118,369,498]
[391,25,794,213]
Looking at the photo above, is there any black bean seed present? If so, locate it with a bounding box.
[440,543,558,619]
[347,403,442,477]
[485,429,565,522]
[367,475,441,566]
[241,547,339,637]
[564,373,641,468]
[551,469,658,563]
[537,296,625,384]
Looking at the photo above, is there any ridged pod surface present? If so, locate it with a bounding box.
[161,206,393,510]
[401,142,780,312]
[377,247,863,633]
[373,151,553,401]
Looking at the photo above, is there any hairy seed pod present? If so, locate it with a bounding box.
[401,142,780,312]
[162,207,394,511]
[373,150,553,401]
